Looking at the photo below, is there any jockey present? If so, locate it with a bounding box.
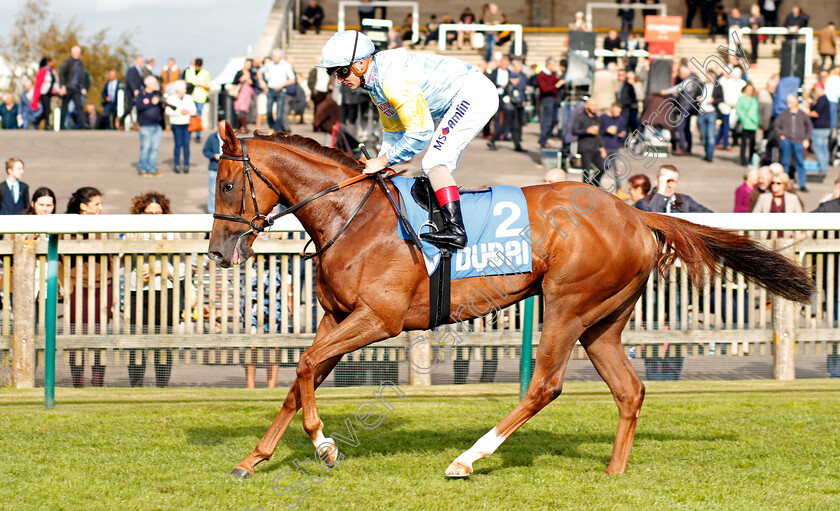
[316,30,499,250]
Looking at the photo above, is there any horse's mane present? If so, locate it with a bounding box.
[251,131,364,171]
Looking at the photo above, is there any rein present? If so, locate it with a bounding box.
[212,138,381,260]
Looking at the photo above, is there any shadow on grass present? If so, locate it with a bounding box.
[187,413,738,475]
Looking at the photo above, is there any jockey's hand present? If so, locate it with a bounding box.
[363,154,390,174]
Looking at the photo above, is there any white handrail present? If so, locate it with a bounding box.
[438,23,523,56]
[2,213,839,234]
[586,2,667,29]
[729,26,813,78]
[337,1,419,44]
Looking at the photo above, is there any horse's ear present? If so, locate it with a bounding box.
[218,120,241,155]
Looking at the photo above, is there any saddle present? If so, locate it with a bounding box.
[407,177,489,330]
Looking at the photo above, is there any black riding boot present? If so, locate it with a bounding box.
[420,200,468,249]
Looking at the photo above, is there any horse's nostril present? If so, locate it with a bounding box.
[209,251,223,262]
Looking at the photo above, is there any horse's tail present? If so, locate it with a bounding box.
[641,212,814,303]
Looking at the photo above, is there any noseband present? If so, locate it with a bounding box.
[212,138,377,260]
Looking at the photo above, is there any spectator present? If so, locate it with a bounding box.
[358,0,375,25]
[145,57,157,80]
[628,173,652,210]
[459,7,477,49]
[808,83,832,176]
[136,76,165,177]
[784,5,810,34]
[261,49,296,133]
[774,93,812,192]
[716,68,745,151]
[569,11,591,31]
[752,173,804,238]
[58,45,88,130]
[313,91,340,134]
[537,57,564,148]
[232,58,260,130]
[696,71,722,162]
[603,30,623,67]
[121,56,146,129]
[84,104,104,130]
[307,61,331,109]
[488,58,527,152]
[747,4,765,64]
[421,14,441,48]
[618,0,635,38]
[641,0,660,19]
[814,177,840,210]
[736,82,760,166]
[685,0,700,28]
[65,187,110,387]
[748,165,774,211]
[20,78,42,130]
[160,58,180,91]
[203,130,222,213]
[660,65,704,156]
[0,158,29,215]
[600,103,629,196]
[818,22,837,72]
[624,31,642,72]
[184,58,211,142]
[281,56,300,132]
[591,61,618,113]
[761,0,781,42]
[300,0,324,34]
[387,28,403,49]
[711,4,729,41]
[825,67,840,130]
[488,55,512,136]
[483,3,503,62]
[729,7,748,29]
[572,98,607,188]
[166,80,197,174]
[617,69,638,133]
[444,15,460,48]
[24,187,56,215]
[401,13,415,43]
[734,166,759,212]
[646,165,713,212]
[127,191,178,387]
[0,93,19,129]
[101,69,122,130]
[32,56,57,130]
[543,168,567,183]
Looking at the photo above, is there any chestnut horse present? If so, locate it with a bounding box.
[207,121,813,478]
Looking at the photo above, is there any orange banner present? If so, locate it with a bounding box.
[645,16,683,43]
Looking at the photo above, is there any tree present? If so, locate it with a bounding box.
[0,0,136,102]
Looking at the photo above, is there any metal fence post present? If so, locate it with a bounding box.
[12,236,36,388]
[520,296,534,400]
[45,234,58,408]
[772,238,797,380]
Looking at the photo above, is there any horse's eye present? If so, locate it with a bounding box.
[222,183,234,193]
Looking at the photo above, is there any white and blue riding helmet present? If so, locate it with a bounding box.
[316,30,376,70]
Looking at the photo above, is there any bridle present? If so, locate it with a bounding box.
[212,138,377,260]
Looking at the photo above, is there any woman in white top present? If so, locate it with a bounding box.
[165,80,197,174]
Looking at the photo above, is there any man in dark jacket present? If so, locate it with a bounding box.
[135,76,164,177]
[58,46,88,129]
[774,94,813,191]
[660,65,704,156]
[572,98,607,188]
[203,131,222,213]
[121,56,146,129]
[300,0,325,34]
[488,58,527,152]
[617,68,637,132]
[645,165,713,212]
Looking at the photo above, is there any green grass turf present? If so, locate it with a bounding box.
[1,380,840,510]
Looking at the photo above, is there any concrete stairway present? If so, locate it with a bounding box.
[283,30,815,92]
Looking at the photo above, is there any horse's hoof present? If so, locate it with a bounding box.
[230,467,252,479]
[317,438,339,467]
[444,460,473,478]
